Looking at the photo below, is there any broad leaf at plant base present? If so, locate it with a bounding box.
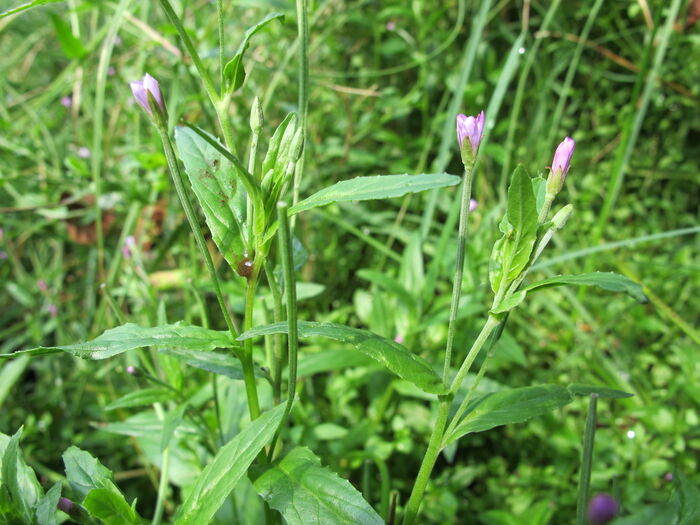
[239,321,448,394]
[173,404,286,525]
[254,447,384,525]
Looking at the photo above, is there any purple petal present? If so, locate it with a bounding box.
[552,136,575,178]
[142,73,163,111]
[456,114,469,149]
[130,80,151,115]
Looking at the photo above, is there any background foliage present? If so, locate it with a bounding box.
[0,0,698,523]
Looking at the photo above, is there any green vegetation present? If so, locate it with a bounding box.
[1,1,698,524]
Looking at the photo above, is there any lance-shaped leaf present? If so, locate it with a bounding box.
[254,447,384,525]
[568,384,634,399]
[83,489,140,525]
[1,0,62,19]
[2,323,235,360]
[1,428,43,522]
[490,165,538,292]
[445,385,573,446]
[174,125,248,270]
[105,388,177,411]
[174,404,285,525]
[289,173,461,214]
[239,321,447,394]
[523,272,647,303]
[223,13,285,92]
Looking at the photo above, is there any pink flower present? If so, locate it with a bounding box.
[456,111,485,156]
[469,199,477,212]
[551,137,575,179]
[130,73,164,117]
[78,147,91,158]
[61,96,72,108]
[47,304,58,317]
[386,21,396,31]
[37,280,48,292]
[394,335,404,344]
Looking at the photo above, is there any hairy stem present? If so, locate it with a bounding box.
[442,162,475,381]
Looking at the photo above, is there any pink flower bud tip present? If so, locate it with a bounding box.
[469,199,477,212]
[456,111,485,155]
[130,73,164,116]
[60,96,72,108]
[394,335,404,344]
[552,136,575,178]
[386,21,396,31]
[127,365,136,375]
[78,147,91,159]
[47,304,58,317]
[37,280,48,292]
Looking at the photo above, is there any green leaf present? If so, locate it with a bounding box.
[254,447,384,525]
[531,176,546,215]
[158,348,246,380]
[35,482,61,525]
[223,12,285,92]
[62,446,113,500]
[288,173,461,215]
[675,471,700,525]
[1,428,42,522]
[3,323,235,360]
[174,126,248,270]
[567,384,634,399]
[490,290,527,314]
[161,403,188,452]
[105,388,177,411]
[174,404,285,525]
[82,488,140,525]
[239,321,447,394]
[50,14,87,59]
[523,272,647,303]
[297,349,374,377]
[0,0,62,19]
[490,166,538,292]
[445,385,573,446]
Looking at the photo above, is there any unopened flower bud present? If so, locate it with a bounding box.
[551,204,573,230]
[456,111,485,165]
[250,96,263,135]
[546,137,575,194]
[289,128,304,163]
[587,493,619,525]
[130,73,166,122]
[469,199,478,212]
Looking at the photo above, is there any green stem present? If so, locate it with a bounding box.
[242,274,262,420]
[158,0,220,106]
[268,202,299,457]
[158,128,238,338]
[247,130,259,253]
[442,162,475,381]
[444,318,507,440]
[576,394,598,525]
[401,398,450,525]
[217,0,225,93]
[449,315,500,394]
[292,0,309,213]
[151,446,170,525]
[264,260,285,404]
